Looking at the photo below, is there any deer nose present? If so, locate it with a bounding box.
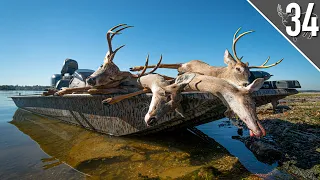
[146,117,157,126]
[242,82,249,87]
[87,77,96,86]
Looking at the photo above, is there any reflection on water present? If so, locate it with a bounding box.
[198,120,277,174]
[9,109,253,179]
[0,91,290,179]
[0,91,84,180]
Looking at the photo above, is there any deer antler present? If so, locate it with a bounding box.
[103,54,163,104]
[232,27,254,63]
[105,24,133,62]
[249,57,284,69]
[137,54,163,78]
[232,27,284,69]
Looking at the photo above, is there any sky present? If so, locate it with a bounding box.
[0,0,319,90]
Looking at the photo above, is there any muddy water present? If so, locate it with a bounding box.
[0,91,287,179]
[197,120,277,174]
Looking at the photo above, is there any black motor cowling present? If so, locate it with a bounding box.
[61,58,78,75]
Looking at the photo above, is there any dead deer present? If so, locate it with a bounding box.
[130,28,283,87]
[106,70,267,137]
[55,24,141,96]
[104,55,195,126]
[176,73,266,137]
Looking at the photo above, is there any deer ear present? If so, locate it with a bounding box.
[224,49,236,66]
[163,73,196,93]
[245,78,265,93]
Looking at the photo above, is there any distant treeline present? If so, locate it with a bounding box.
[299,90,320,92]
[0,85,51,91]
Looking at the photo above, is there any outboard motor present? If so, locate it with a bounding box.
[53,58,79,90]
[61,58,78,75]
[69,69,95,88]
[51,74,62,87]
[49,58,99,90]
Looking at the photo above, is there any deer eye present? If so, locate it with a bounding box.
[236,67,241,72]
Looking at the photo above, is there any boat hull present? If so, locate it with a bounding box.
[11,89,298,136]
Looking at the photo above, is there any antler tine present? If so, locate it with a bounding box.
[110,25,134,40]
[137,54,163,78]
[261,56,270,66]
[233,27,242,42]
[249,58,284,69]
[145,55,163,75]
[137,54,149,78]
[106,24,132,53]
[232,27,254,62]
[113,45,126,54]
[109,24,127,32]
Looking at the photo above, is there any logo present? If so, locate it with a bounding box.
[277,3,319,42]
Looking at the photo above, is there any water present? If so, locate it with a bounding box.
[197,121,277,174]
[0,90,282,179]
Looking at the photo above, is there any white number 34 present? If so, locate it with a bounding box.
[286,3,319,37]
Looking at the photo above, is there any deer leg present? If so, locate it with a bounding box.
[102,88,151,104]
[42,89,59,96]
[55,87,91,96]
[130,64,181,72]
[87,88,129,95]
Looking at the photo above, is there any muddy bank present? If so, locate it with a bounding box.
[242,93,320,179]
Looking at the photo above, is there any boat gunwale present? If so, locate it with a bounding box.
[10,89,299,99]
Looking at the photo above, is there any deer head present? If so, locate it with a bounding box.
[86,24,133,87]
[230,78,266,137]
[224,27,283,87]
[179,73,266,137]
[137,55,196,126]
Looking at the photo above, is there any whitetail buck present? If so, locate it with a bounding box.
[130,28,283,87]
[177,73,266,137]
[107,71,267,137]
[277,4,318,42]
[55,24,175,96]
[56,24,134,95]
[104,55,195,126]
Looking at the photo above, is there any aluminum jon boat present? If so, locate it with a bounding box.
[11,86,298,136]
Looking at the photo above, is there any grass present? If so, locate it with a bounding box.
[257,93,320,125]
